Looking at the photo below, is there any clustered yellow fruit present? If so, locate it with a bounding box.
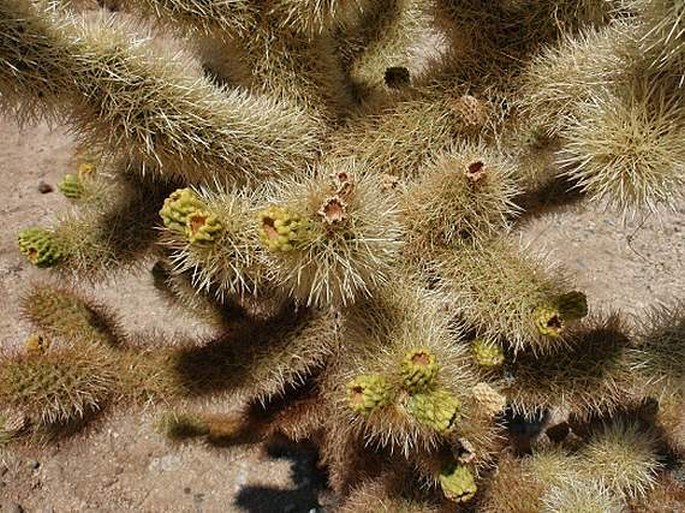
[258,205,310,252]
[399,347,439,392]
[186,210,223,246]
[533,291,588,338]
[57,173,85,200]
[18,227,64,268]
[439,463,477,503]
[160,188,223,245]
[405,388,461,434]
[346,374,393,415]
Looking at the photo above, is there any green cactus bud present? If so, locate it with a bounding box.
[346,374,393,415]
[18,227,64,268]
[57,173,84,200]
[77,160,97,179]
[439,463,477,503]
[185,209,223,246]
[534,291,588,338]
[159,188,203,234]
[258,206,310,252]
[399,347,439,392]
[24,333,51,356]
[405,389,461,434]
[471,339,505,367]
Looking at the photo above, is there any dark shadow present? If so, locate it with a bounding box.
[514,174,585,224]
[173,306,313,397]
[384,66,411,89]
[234,438,328,513]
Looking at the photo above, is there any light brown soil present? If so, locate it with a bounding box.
[1,115,684,512]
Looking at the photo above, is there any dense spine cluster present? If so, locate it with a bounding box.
[1,0,684,510]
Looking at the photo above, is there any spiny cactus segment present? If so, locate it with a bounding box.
[2,0,684,509]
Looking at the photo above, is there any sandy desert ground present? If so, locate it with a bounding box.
[0,114,684,512]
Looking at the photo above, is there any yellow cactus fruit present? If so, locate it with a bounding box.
[472,382,506,416]
[406,389,461,434]
[57,173,84,201]
[346,374,393,415]
[159,188,204,234]
[399,347,439,392]
[18,227,64,268]
[24,333,51,356]
[77,156,97,178]
[534,291,588,338]
[471,339,505,367]
[534,303,565,338]
[185,210,223,246]
[258,205,310,252]
[439,463,477,503]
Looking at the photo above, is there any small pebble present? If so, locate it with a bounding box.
[183,487,191,495]
[28,460,40,470]
[37,181,53,194]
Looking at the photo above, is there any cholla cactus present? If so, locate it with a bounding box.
[2,0,684,508]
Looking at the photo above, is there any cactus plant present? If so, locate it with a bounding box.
[1,0,684,509]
